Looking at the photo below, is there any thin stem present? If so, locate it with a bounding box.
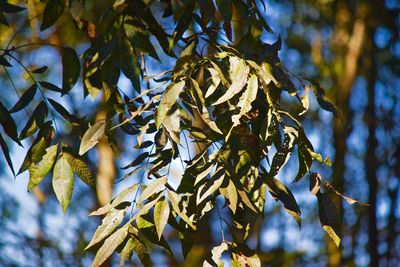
[182,130,192,161]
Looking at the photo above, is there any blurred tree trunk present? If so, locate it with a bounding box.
[328,2,367,266]
[95,110,116,206]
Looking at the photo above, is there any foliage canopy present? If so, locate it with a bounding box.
[0,0,359,265]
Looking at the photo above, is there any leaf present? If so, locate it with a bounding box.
[299,92,309,116]
[212,57,249,106]
[0,102,21,145]
[169,0,195,51]
[197,169,225,204]
[154,197,170,240]
[205,67,221,98]
[293,128,314,182]
[138,176,167,204]
[167,190,196,229]
[0,133,15,176]
[155,81,185,129]
[19,101,48,140]
[120,37,141,93]
[203,242,228,267]
[28,144,58,190]
[0,55,12,67]
[39,81,63,93]
[266,177,301,227]
[52,154,74,213]
[163,104,180,144]
[0,2,25,13]
[63,152,93,186]
[79,120,106,155]
[40,0,65,31]
[309,172,322,195]
[48,98,82,124]
[91,224,129,267]
[220,179,237,214]
[62,47,80,94]
[19,123,54,174]
[317,193,341,247]
[131,235,151,267]
[229,74,258,136]
[32,66,48,74]
[121,152,149,170]
[10,84,37,113]
[90,184,139,216]
[190,78,223,134]
[86,207,127,249]
[0,11,8,27]
[269,126,298,178]
[230,245,261,267]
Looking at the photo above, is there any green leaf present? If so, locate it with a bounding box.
[212,57,249,106]
[0,11,8,27]
[19,101,48,140]
[269,126,298,178]
[40,0,65,31]
[0,2,25,13]
[317,193,341,247]
[91,224,129,267]
[219,179,238,214]
[266,176,301,227]
[229,74,258,137]
[28,144,58,190]
[120,38,141,93]
[39,81,63,93]
[130,235,151,267]
[52,155,74,213]
[0,133,15,176]
[205,67,221,98]
[48,98,82,125]
[190,78,223,134]
[154,197,170,240]
[138,176,167,204]
[10,84,37,113]
[156,81,185,129]
[86,207,127,249]
[197,169,225,204]
[293,128,314,182]
[167,190,196,230]
[230,244,261,267]
[79,120,106,155]
[63,151,93,186]
[32,66,48,74]
[169,0,195,51]
[62,47,80,94]
[0,55,12,67]
[163,104,180,144]
[19,123,54,174]
[309,172,322,195]
[204,242,228,267]
[0,102,21,145]
[90,184,139,216]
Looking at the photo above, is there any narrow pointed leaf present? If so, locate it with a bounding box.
[19,101,48,140]
[52,155,74,213]
[86,208,127,249]
[79,120,106,155]
[62,47,80,94]
[63,152,93,186]
[154,197,170,240]
[91,225,129,267]
[156,81,185,128]
[10,84,37,113]
[0,133,15,176]
[317,193,341,247]
[28,144,58,190]
[138,176,167,204]
[266,177,301,227]
[0,102,21,145]
[40,0,65,31]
